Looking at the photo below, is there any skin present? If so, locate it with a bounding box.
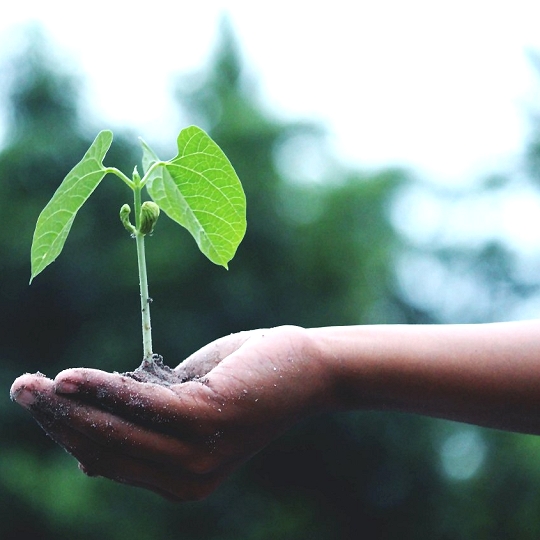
[10,321,540,501]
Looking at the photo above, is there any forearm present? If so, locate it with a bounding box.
[309,321,540,434]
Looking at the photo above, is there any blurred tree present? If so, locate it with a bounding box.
[5,19,540,540]
[383,52,540,538]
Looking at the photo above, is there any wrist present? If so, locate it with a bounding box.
[306,325,398,413]
[265,325,344,416]
[305,326,371,412]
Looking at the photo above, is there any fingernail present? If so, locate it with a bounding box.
[12,388,36,409]
[55,380,79,394]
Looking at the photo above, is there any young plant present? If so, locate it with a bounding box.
[30,126,246,362]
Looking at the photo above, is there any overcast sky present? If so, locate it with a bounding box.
[2,1,540,185]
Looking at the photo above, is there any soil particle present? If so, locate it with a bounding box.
[123,355,184,387]
[123,354,208,387]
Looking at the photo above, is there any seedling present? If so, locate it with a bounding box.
[30,126,246,362]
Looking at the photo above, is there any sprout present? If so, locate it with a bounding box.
[139,201,160,235]
[31,126,246,361]
[120,203,136,235]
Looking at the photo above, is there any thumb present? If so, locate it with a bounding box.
[174,329,266,381]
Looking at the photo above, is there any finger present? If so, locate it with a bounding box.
[53,368,221,437]
[11,374,111,464]
[12,375,236,500]
[61,400,239,475]
[50,402,195,467]
[31,403,228,501]
[11,372,75,431]
[15,373,234,475]
[11,373,56,410]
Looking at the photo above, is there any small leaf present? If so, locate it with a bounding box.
[142,126,246,268]
[30,130,113,282]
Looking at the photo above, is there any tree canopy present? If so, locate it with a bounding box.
[3,22,540,539]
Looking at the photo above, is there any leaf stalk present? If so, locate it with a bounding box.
[105,167,135,189]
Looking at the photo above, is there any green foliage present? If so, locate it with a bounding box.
[142,126,247,268]
[29,123,246,360]
[30,130,113,282]
[31,126,246,283]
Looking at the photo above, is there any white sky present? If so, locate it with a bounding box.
[2,0,540,185]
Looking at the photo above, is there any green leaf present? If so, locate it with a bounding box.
[142,126,246,268]
[30,130,113,282]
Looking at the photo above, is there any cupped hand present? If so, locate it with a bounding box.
[10,326,331,501]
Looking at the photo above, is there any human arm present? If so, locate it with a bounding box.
[310,320,540,434]
[10,321,540,500]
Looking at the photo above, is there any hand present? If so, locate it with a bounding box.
[10,326,331,501]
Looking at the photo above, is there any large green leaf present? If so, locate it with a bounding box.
[30,130,113,282]
[142,126,246,268]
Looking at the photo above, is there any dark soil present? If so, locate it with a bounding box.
[123,355,187,387]
[123,354,208,387]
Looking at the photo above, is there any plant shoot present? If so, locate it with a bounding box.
[30,126,246,360]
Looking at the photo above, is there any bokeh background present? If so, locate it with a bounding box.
[3,3,540,538]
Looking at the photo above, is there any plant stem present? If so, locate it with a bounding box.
[133,183,153,360]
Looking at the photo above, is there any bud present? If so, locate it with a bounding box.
[119,203,136,235]
[132,166,141,184]
[139,201,160,235]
